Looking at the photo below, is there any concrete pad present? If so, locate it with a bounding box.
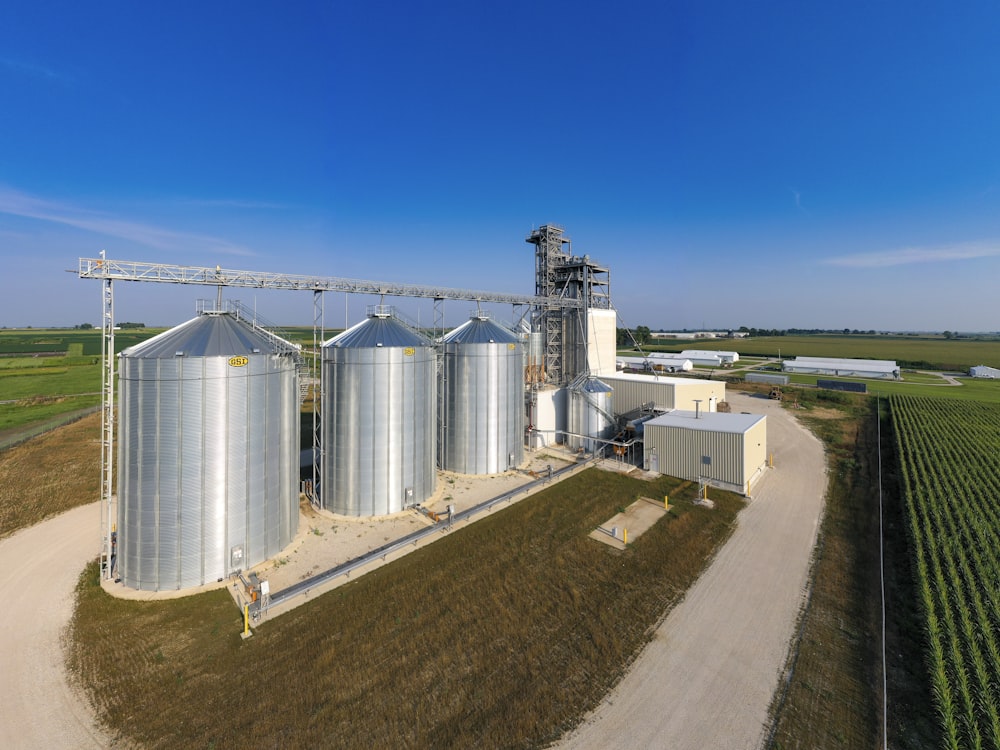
[589,496,668,549]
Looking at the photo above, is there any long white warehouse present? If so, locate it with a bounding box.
[616,354,694,373]
[681,349,740,366]
[783,356,900,379]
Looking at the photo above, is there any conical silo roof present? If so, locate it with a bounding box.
[569,372,613,394]
[326,314,430,349]
[442,316,519,345]
[122,312,288,358]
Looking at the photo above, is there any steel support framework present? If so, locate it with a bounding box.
[311,290,324,506]
[526,226,612,386]
[77,258,581,309]
[100,275,115,579]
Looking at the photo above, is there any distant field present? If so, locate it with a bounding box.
[0,328,163,356]
[638,334,1000,370]
[777,373,1000,403]
[0,328,162,434]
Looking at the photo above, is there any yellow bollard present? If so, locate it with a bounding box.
[243,604,250,637]
[664,495,669,509]
[623,528,628,545]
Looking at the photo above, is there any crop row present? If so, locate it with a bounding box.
[890,394,1000,749]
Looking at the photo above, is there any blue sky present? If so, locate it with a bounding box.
[1,1,999,332]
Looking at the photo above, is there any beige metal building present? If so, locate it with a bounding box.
[643,410,767,496]
[601,372,726,414]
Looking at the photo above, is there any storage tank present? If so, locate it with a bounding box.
[439,314,524,474]
[321,308,436,515]
[117,311,300,591]
[567,373,615,453]
[525,330,545,385]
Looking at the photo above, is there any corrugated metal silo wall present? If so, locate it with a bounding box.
[568,386,614,452]
[439,340,524,474]
[117,353,299,591]
[322,344,436,515]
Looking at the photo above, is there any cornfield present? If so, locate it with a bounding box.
[890,394,1000,749]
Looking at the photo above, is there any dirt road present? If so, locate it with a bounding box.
[0,501,109,749]
[558,392,827,749]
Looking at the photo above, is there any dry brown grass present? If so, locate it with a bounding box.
[70,469,743,749]
[766,395,881,748]
[0,412,101,539]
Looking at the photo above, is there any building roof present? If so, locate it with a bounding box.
[681,349,739,360]
[122,312,290,358]
[784,356,898,373]
[602,371,712,386]
[441,315,519,345]
[646,410,765,434]
[568,373,613,393]
[646,352,694,361]
[325,314,430,349]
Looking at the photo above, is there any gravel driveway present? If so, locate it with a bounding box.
[0,501,108,749]
[557,391,827,749]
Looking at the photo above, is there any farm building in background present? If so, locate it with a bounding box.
[971,365,1000,379]
[680,350,740,367]
[783,356,900,380]
[617,352,694,373]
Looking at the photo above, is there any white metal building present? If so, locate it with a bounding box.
[783,356,900,379]
[601,372,726,414]
[616,354,694,373]
[681,349,740,366]
[971,365,1000,379]
[643,410,767,495]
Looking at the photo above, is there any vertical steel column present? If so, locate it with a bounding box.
[312,290,324,507]
[433,297,444,341]
[100,273,115,578]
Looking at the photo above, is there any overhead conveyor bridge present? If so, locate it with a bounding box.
[77,257,584,308]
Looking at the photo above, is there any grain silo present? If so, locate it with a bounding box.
[117,311,301,591]
[439,314,524,474]
[567,373,615,453]
[321,308,436,515]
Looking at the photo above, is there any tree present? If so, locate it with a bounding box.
[634,326,651,345]
[943,330,953,339]
[76,322,94,330]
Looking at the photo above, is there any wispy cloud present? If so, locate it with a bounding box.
[172,197,287,211]
[823,241,1000,268]
[0,187,256,256]
[0,57,69,83]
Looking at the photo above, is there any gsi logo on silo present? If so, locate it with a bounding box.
[228,356,249,367]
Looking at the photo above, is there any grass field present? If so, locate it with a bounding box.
[0,328,163,433]
[779,373,1000,403]
[637,334,1000,370]
[69,470,743,749]
[0,412,102,538]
